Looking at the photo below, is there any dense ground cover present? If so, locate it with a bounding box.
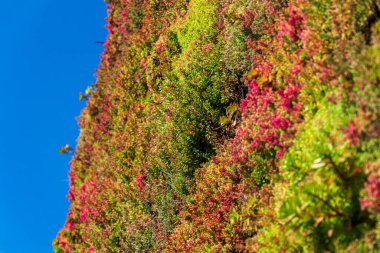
[54,0,380,252]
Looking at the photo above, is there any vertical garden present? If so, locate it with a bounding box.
[55,0,380,252]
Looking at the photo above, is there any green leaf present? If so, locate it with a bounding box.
[230,209,238,225]
[226,104,238,119]
[219,116,229,126]
[79,92,86,101]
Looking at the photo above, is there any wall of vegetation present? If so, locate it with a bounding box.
[54,0,380,252]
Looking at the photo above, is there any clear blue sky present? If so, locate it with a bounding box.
[0,1,107,252]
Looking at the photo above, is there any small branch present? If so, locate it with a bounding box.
[325,154,347,182]
[306,191,347,218]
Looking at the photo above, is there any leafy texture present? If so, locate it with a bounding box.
[54,0,380,252]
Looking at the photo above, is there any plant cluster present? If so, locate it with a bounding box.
[54,0,380,252]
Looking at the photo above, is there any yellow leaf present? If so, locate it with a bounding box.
[219,116,229,126]
[247,69,258,80]
[257,75,268,86]
[314,216,324,227]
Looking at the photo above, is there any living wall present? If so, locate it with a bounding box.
[54,0,380,252]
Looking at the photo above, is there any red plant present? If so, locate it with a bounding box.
[361,161,380,214]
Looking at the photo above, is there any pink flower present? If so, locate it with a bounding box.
[134,174,146,192]
[67,220,75,231]
[277,4,304,42]
[276,148,285,159]
[290,65,300,75]
[59,239,68,247]
[80,207,89,223]
[271,116,289,130]
[361,173,380,213]
[343,121,360,146]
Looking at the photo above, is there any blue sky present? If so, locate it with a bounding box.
[0,1,107,252]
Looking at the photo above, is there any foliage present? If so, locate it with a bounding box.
[54,0,380,252]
